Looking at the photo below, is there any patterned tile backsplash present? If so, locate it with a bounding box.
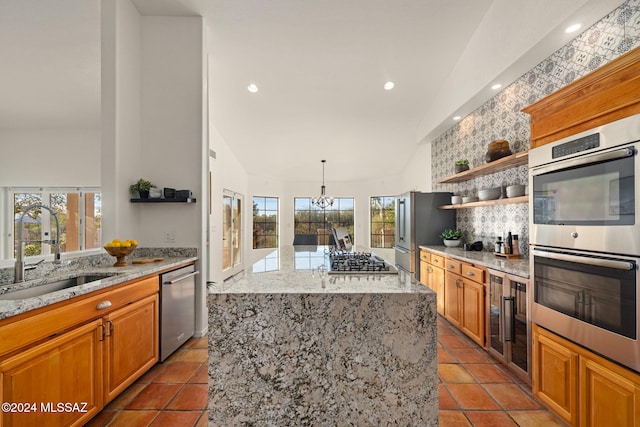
[431,0,640,257]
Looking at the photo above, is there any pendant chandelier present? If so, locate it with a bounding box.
[312,160,334,208]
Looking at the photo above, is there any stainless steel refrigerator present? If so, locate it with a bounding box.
[394,191,455,279]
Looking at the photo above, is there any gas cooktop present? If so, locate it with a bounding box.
[327,250,398,275]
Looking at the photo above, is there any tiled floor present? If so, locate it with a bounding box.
[85,335,208,427]
[438,316,568,427]
[87,316,567,426]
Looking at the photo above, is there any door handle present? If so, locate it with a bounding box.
[164,271,200,285]
[503,296,515,342]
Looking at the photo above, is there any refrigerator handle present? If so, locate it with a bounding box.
[503,296,515,342]
[398,199,406,242]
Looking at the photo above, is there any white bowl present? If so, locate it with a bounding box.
[478,187,501,201]
[462,196,479,203]
[451,195,463,205]
[506,184,525,198]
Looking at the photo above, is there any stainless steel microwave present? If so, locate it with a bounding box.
[529,113,640,257]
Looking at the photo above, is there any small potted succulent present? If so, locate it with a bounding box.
[129,178,155,199]
[454,159,470,174]
[441,229,462,247]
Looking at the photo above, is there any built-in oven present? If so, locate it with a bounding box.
[529,113,640,255]
[530,246,640,372]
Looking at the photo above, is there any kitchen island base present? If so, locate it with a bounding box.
[207,292,437,425]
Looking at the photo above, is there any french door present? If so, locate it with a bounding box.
[222,191,243,278]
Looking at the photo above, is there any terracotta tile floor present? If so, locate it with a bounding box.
[87,316,567,426]
[438,316,568,427]
[85,335,208,427]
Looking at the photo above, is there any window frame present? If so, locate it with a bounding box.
[252,196,279,249]
[293,197,355,245]
[370,196,396,249]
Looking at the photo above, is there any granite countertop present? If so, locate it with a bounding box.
[0,251,197,321]
[208,245,430,294]
[419,245,529,278]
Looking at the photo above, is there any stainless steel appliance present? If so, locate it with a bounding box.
[530,247,639,372]
[394,192,455,279]
[328,250,397,274]
[529,113,640,373]
[529,113,640,255]
[160,264,199,361]
[487,269,530,382]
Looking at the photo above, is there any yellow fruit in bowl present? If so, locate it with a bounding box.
[121,242,131,248]
[128,239,138,246]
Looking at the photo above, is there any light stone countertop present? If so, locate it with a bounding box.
[208,245,431,294]
[419,245,529,278]
[0,251,197,320]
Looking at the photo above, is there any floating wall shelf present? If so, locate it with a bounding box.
[438,151,529,184]
[130,198,197,203]
[438,195,528,210]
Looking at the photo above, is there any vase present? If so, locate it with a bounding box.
[139,190,150,199]
[443,239,461,247]
[455,164,469,174]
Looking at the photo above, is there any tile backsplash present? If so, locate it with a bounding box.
[431,0,640,257]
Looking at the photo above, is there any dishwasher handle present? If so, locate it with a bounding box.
[164,270,199,285]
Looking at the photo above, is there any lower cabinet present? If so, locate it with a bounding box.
[0,275,160,426]
[420,249,445,316]
[444,257,486,347]
[533,323,640,427]
[0,320,104,427]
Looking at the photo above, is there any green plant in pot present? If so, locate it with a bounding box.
[441,228,462,247]
[454,159,469,174]
[129,178,155,199]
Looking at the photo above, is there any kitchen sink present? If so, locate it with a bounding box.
[0,273,117,301]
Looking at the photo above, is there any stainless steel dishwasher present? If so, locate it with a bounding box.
[160,264,199,361]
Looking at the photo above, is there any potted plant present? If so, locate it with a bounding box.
[454,159,469,174]
[129,178,155,199]
[441,228,462,247]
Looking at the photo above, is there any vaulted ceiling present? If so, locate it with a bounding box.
[0,0,625,182]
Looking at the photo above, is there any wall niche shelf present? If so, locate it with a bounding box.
[438,195,528,210]
[438,151,528,184]
[130,197,196,203]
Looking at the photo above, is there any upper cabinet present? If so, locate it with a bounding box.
[522,47,640,149]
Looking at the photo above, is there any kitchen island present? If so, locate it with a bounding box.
[207,246,438,425]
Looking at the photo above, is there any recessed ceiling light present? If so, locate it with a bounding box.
[453,116,461,121]
[384,81,395,90]
[491,83,502,90]
[565,23,581,33]
[247,83,259,93]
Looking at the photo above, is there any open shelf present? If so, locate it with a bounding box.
[438,195,528,209]
[130,197,197,203]
[437,151,528,184]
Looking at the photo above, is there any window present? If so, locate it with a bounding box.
[253,196,278,249]
[294,197,355,245]
[9,188,102,258]
[370,196,395,248]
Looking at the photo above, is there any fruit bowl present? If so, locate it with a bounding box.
[104,244,137,267]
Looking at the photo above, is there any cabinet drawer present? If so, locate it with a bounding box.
[445,258,462,275]
[462,264,485,284]
[0,276,159,358]
[430,254,445,268]
[420,250,430,263]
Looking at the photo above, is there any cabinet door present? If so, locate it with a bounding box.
[432,266,445,316]
[461,279,485,347]
[444,272,461,327]
[104,294,158,403]
[419,260,429,286]
[532,326,578,426]
[0,320,103,427]
[580,356,640,427]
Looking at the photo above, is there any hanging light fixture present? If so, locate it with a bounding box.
[312,160,334,208]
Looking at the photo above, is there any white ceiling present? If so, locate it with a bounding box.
[0,0,625,182]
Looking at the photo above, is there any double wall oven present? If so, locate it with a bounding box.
[529,113,640,373]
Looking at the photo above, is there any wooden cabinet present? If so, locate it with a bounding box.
[533,323,640,427]
[104,294,158,402]
[420,249,445,316]
[0,320,103,427]
[0,275,160,426]
[444,257,486,346]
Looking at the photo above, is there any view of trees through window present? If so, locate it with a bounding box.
[253,196,278,249]
[11,189,102,258]
[294,198,354,245]
[370,196,395,248]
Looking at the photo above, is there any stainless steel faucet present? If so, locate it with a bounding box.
[14,204,62,283]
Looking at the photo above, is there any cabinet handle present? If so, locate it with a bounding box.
[456,278,462,287]
[96,300,112,310]
[106,320,114,337]
[433,259,439,264]
[99,323,106,341]
[448,264,455,269]
[466,271,475,276]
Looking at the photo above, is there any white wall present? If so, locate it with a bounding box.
[0,129,101,187]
